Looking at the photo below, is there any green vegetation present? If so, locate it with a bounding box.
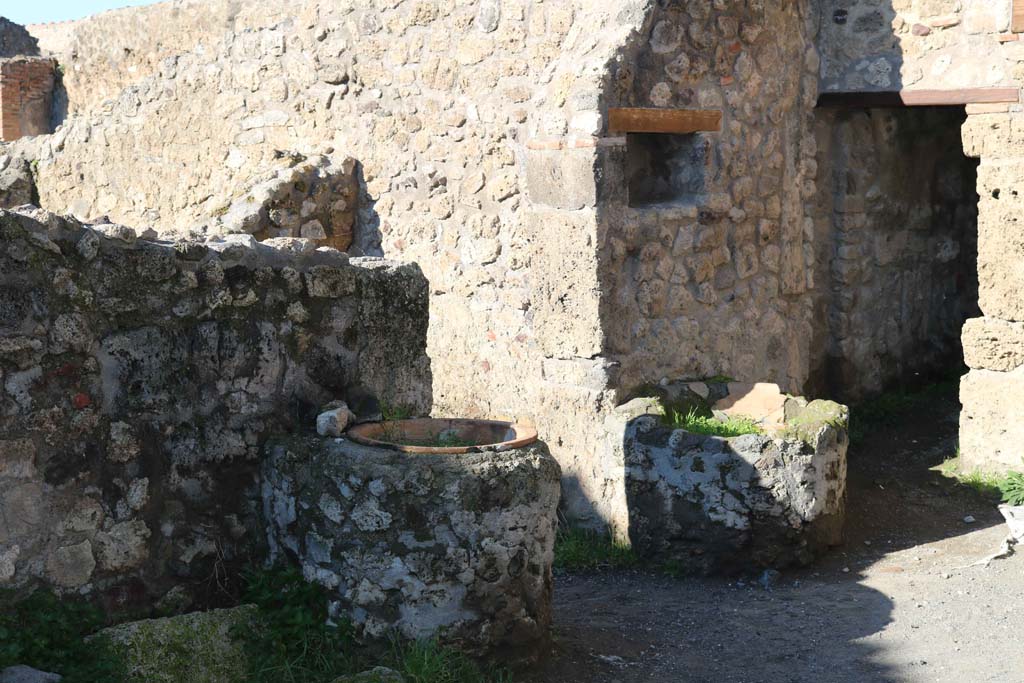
[0,590,126,683]
[381,403,415,421]
[553,526,637,571]
[0,568,509,683]
[391,639,511,683]
[934,455,1024,504]
[239,565,358,683]
[666,407,763,438]
[240,565,507,683]
[849,374,961,445]
[999,471,1024,506]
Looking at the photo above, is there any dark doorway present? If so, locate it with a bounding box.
[811,106,980,401]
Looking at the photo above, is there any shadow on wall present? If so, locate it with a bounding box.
[50,66,67,131]
[818,1,906,93]
[350,159,385,258]
[613,383,849,575]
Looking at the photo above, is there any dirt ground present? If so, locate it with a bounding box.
[527,387,1024,683]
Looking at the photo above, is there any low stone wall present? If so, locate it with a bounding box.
[262,436,561,659]
[600,384,848,573]
[0,207,430,608]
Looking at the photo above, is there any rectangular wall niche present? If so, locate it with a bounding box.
[626,132,713,208]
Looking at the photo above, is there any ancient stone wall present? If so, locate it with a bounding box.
[595,2,821,396]
[811,106,980,399]
[817,0,1018,93]
[959,112,1024,473]
[28,0,296,116]
[0,207,430,606]
[10,0,659,529]
[0,17,41,58]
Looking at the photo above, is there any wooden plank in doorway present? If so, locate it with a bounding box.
[816,87,1020,108]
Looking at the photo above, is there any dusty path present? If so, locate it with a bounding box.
[528,388,1024,683]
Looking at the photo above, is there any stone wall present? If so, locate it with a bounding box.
[960,112,1024,474]
[0,207,430,607]
[8,0,1024,521]
[0,57,55,141]
[817,0,1018,93]
[263,436,561,657]
[811,106,979,399]
[0,18,40,58]
[594,1,821,396]
[9,0,660,529]
[28,0,297,116]
[605,392,848,574]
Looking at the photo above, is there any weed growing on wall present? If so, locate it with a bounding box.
[239,565,358,682]
[849,373,962,444]
[667,408,763,438]
[934,455,1024,505]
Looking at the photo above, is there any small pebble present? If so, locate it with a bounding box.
[963,515,976,524]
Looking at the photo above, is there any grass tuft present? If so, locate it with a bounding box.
[849,373,962,445]
[240,565,505,683]
[0,590,126,683]
[553,526,637,571]
[239,565,357,683]
[391,639,510,683]
[933,455,1024,504]
[666,408,763,438]
[998,471,1024,506]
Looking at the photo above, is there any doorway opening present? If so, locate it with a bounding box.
[811,106,979,402]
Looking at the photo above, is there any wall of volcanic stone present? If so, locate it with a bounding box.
[594,1,821,396]
[10,0,663,528]
[0,207,429,607]
[817,0,1018,94]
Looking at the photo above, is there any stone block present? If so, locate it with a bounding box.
[963,317,1024,371]
[960,368,1024,473]
[263,435,561,660]
[525,149,597,210]
[99,606,257,683]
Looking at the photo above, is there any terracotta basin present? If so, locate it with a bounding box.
[346,418,537,454]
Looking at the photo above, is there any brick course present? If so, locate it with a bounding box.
[0,57,55,141]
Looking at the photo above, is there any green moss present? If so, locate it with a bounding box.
[102,606,256,683]
[780,399,849,445]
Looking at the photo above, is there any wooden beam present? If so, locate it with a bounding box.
[1014,0,1024,32]
[817,87,1020,108]
[608,107,722,134]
